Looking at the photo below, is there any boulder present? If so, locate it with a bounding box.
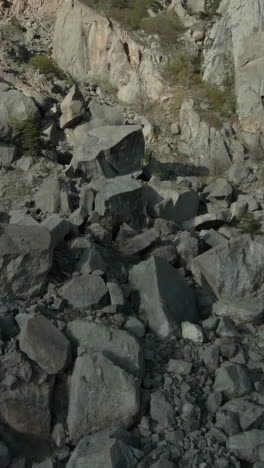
[217,397,264,433]
[129,256,198,338]
[9,210,39,226]
[34,176,72,215]
[93,176,147,230]
[214,364,253,399]
[18,314,70,375]
[146,178,199,223]
[66,430,144,468]
[71,125,144,179]
[118,228,159,256]
[227,430,264,464]
[199,229,228,248]
[184,212,226,231]
[67,320,143,377]
[0,88,40,125]
[0,144,17,169]
[191,235,264,301]
[60,85,86,129]
[41,215,70,248]
[58,274,109,310]
[212,299,264,325]
[0,223,52,298]
[203,179,233,209]
[67,352,140,444]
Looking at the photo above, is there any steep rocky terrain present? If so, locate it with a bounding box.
[1,1,264,467]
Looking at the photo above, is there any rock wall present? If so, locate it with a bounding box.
[203,0,264,148]
[52,0,164,104]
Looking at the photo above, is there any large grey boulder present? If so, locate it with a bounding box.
[178,99,233,175]
[214,364,253,399]
[129,256,198,337]
[41,215,70,248]
[71,125,144,179]
[0,144,17,169]
[213,299,264,324]
[118,228,159,256]
[0,88,40,125]
[67,320,143,377]
[72,100,125,137]
[58,274,109,310]
[53,1,163,104]
[0,223,52,298]
[66,430,144,468]
[93,176,147,230]
[67,352,140,444]
[227,430,264,463]
[203,179,233,209]
[191,235,264,301]
[34,177,72,215]
[217,397,264,433]
[18,314,70,375]
[146,178,199,223]
[60,85,86,129]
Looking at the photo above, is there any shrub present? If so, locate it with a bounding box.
[237,211,263,235]
[162,52,202,86]
[205,84,236,117]
[141,12,185,49]
[29,55,64,79]
[12,117,43,157]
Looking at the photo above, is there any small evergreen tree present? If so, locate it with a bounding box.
[12,117,43,157]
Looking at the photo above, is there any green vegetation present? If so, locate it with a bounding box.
[162,52,202,86]
[199,0,222,18]
[237,211,263,235]
[12,117,43,157]
[29,55,64,80]
[140,12,185,49]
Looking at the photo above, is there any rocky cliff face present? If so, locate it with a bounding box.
[203,0,264,151]
[11,0,63,15]
[53,0,164,104]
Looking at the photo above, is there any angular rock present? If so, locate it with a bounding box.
[58,274,109,310]
[67,352,140,444]
[218,397,264,432]
[203,179,233,209]
[227,430,264,464]
[9,210,39,227]
[181,322,203,342]
[18,314,70,375]
[71,125,144,179]
[67,320,143,377]
[0,223,52,298]
[34,177,72,215]
[107,282,125,305]
[192,235,264,301]
[60,85,86,129]
[184,212,226,231]
[0,144,17,169]
[174,232,199,268]
[66,430,144,468]
[218,297,264,326]
[41,215,70,249]
[93,176,147,230]
[119,228,159,256]
[124,317,145,339]
[129,256,198,338]
[203,345,220,372]
[0,88,40,125]
[214,365,253,399]
[167,359,192,375]
[150,391,174,428]
[199,229,228,248]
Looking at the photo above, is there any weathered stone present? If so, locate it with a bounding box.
[203,345,220,372]
[9,210,39,227]
[174,232,199,268]
[71,125,144,179]
[32,460,53,468]
[60,85,86,129]
[124,317,145,339]
[129,256,198,338]
[219,397,264,432]
[67,320,143,377]
[213,299,264,325]
[41,215,70,249]
[216,317,240,338]
[119,228,159,256]
[206,392,222,414]
[66,430,144,468]
[184,212,226,231]
[167,359,192,375]
[0,223,52,298]
[0,441,10,468]
[0,88,40,125]
[229,200,248,222]
[203,179,233,209]
[199,229,228,248]
[0,144,17,169]
[227,430,264,463]
[192,235,264,301]
[150,391,174,428]
[34,177,72,215]
[67,352,140,444]
[18,314,70,375]
[58,274,109,310]
[214,365,253,399]
[93,176,147,230]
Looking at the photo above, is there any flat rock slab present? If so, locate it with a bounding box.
[119,228,159,256]
[67,352,140,444]
[0,223,52,298]
[58,274,109,310]
[67,320,143,377]
[212,299,264,324]
[18,314,70,375]
[129,256,198,338]
[66,430,144,468]
[191,235,264,301]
